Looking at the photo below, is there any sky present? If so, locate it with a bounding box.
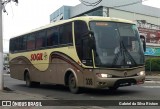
[2,0,160,52]
[2,0,80,52]
[142,0,160,8]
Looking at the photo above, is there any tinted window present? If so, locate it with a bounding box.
[59,23,73,45]
[74,21,89,64]
[82,38,93,66]
[13,38,18,52]
[14,38,19,52]
[36,30,46,49]
[90,21,144,67]
[19,36,27,51]
[27,33,36,50]
[47,27,59,46]
[74,21,88,44]
[10,39,15,53]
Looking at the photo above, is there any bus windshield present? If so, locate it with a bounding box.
[90,21,144,68]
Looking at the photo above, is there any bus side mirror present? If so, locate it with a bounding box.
[88,31,95,49]
[88,31,94,36]
[140,35,146,52]
[81,31,95,49]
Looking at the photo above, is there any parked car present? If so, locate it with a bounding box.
[3,65,10,73]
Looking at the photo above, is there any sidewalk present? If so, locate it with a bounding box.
[0,88,52,100]
[0,88,103,109]
[0,88,53,109]
[145,76,160,81]
[145,71,160,81]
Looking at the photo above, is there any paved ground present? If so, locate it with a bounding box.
[146,76,160,81]
[0,89,101,109]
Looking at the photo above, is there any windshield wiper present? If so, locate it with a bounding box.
[121,41,137,66]
[112,44,121,66]
[112,41,137,67]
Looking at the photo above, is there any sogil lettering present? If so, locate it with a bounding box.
[31,53,43,61]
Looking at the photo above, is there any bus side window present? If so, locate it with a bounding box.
[10,38,15,53]
[82,38,93,66]
[13,38,19,52]
[19,36,27,51]
[36,30,46,49]
[59,22,73,45]
[74,21,92,66]
[47,27,59,47]
[27,33,36,50]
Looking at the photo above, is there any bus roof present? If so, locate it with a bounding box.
[11,16,135,39]
[72,16,134,24]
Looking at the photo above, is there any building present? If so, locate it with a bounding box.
[3,53,9,65]
[50,0,160,56]
[50,6,71,22]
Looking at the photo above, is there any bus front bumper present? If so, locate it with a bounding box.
[94,75,145,88]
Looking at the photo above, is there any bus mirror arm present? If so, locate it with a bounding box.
[140,35,146,52]
[89,35,96,50]
[81,31,95,49]
[88,31,94,36]
[81,31,94,38]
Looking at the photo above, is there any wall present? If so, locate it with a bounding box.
[50,6,71,22]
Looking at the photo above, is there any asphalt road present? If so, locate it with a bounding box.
[3,75,160,109]
[3,75,160,100]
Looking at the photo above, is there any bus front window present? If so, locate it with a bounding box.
[90,21,144,68]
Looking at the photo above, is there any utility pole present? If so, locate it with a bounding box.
[0,0,18,90]
[0,0,4,90]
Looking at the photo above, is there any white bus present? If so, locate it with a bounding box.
[9,16,146,93]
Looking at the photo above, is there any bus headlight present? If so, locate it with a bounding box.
[137,71,145,76]
[96,73,112,78]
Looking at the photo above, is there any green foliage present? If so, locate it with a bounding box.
[145,58,160,71]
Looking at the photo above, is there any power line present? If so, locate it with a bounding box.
[79,0,148,7]
[79,0,102,6]
[79,0,148,17]
[112,0,148,8]
[1,0,18,14]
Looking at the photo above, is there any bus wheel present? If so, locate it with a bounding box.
[68,73,80,94]
[25,73,40,87]
[25,73,33,87]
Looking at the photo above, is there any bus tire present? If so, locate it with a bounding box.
[25,72,40,87]
[68,73,80,94]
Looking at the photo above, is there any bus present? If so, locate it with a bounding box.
[9,16,146,93]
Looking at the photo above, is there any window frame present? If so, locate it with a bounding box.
[35,30,47,50]
[46,26,59,48]
[9,21,75,53]
[59,22,73,46]
[26,32,36,51]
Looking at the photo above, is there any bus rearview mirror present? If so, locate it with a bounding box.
[140,35,146,52]
[89,35,96,49]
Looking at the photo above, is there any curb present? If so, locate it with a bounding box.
[145,81,160,83]
[3,74,10,76]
